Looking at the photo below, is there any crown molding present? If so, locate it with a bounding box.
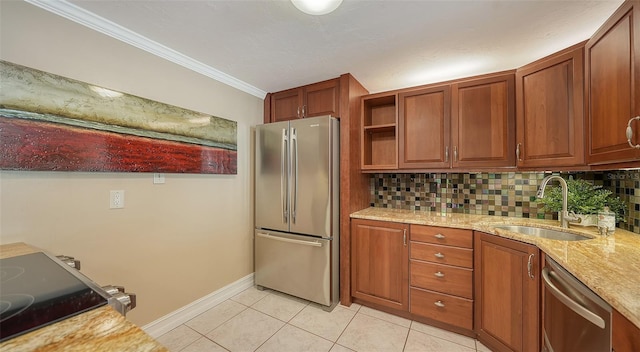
[24,0,267,99]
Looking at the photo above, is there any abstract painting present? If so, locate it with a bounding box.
[0,60,237,174]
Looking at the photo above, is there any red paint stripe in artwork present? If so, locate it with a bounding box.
[0,116,237,174]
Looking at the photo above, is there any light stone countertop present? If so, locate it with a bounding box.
[0,243,168,352]
[350,207,640,329]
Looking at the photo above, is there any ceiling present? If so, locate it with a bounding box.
[28,0,624,98]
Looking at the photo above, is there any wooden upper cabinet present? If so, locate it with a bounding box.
[451,73,516,169]
[271,88,303,123]
[361,93,398,170]
[398,85,451,169]
[351,219,409,311]
[304,79,340,118]
[516,43,585,168]
[269,78,339,123]
[585,0,640,165]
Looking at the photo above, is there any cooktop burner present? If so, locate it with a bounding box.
[0,252,107,342]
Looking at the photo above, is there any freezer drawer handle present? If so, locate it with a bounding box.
[542,267,605,329]
[256,232,322,247]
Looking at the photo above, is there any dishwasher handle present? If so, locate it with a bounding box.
[542,267,606,329]
[256,232,322,247]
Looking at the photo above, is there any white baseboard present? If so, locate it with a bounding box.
[142,273,254,338]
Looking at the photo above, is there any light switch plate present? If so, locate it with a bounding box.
[153,173,165,184]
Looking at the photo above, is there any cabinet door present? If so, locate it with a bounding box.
[585,1,640,165]
[351,219,409,311]
[452,74,516,168]
[271,88,303,122]
[613,309,640,352]
[304,79,339,118]
[474,232,539,352]
[516,44,585,168]
[398,86,451,169]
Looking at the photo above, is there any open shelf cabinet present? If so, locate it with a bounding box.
[361,93,398,170]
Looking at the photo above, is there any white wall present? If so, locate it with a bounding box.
[0,1,263,325]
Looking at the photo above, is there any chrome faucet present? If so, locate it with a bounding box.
[536,175,579,228]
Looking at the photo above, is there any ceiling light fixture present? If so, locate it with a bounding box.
[291,0,343,15]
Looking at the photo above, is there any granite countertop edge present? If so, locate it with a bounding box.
[0,243,168,352]
[350,207,640,329]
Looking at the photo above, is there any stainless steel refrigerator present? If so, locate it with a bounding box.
[254,115,339,310]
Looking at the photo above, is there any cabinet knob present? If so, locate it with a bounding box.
[434,300,445,308]
[434,252,445,259]
[435,271,445,278]
[434,234,445,239]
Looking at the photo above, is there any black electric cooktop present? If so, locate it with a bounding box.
[0,252,108,342]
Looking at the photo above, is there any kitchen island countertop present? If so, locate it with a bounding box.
[351,207,640,329]
[0,243,168,352]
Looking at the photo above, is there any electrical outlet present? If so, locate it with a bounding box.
[110,190,125,209]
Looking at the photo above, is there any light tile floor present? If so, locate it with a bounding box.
[157,286,492,352]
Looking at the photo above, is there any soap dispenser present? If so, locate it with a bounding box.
[597,206,616,236]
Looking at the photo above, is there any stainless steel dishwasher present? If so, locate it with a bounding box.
[542,256,611,352]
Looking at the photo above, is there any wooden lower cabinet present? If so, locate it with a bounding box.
[409,225,474,333]
[350,219,409,311]
[474,231,540,352]
[613,309,640,352]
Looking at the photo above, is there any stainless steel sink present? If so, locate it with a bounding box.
[495,225,592,241]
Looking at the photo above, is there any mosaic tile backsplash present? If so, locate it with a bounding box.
[370,170,640,234]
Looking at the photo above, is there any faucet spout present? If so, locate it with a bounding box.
[537,175,577,228]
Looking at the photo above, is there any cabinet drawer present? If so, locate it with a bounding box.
[411,225,473,248]
[411,242,473,268]
[410,261,473,299]
[410,288,473,330]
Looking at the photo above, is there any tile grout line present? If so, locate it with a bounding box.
[332,305,361,349]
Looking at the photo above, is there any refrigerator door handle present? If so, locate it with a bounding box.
[281,128,288,223]
[256,232,322,247]
[291,127,298,224]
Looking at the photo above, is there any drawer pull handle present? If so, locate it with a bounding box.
[434,252,445,259]
[434,300,445,308]
[434,271,445,278]
[434,234,445,239]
